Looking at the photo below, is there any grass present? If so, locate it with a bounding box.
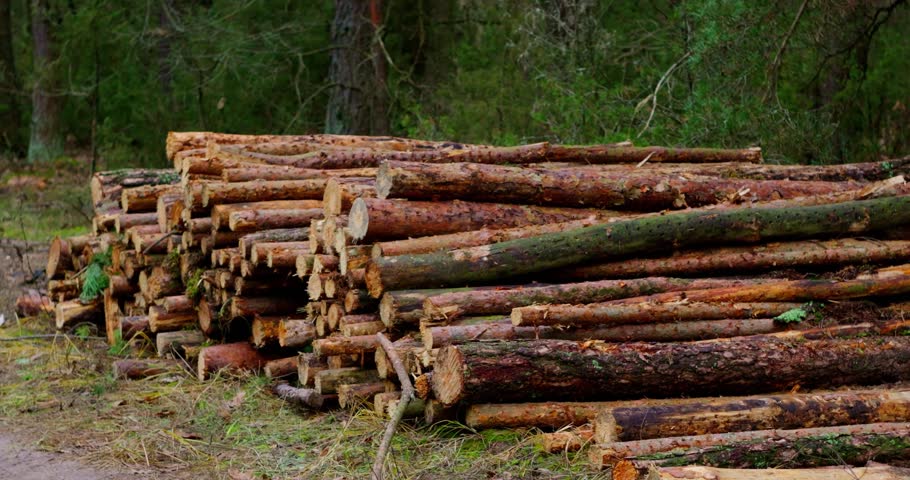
[0,316,604,479]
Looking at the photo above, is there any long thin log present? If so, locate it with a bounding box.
[511,301,801,327]
[211,199,322,230]
[647,463,910,480]
[589,422,910,469]
[348,197,616,242]
[238,228,310,258]
[376,161,855,209]
[202,179,329,206]
[155,330,204,357]
[366,196,910,296]
[55,299,102,330]
[432,336,910,405]
[313,335,381,356]
[228,208,324,232]
[314,368,381,395]
[222,165,377,182]
[545,144,763,164]
[121,184,181,213]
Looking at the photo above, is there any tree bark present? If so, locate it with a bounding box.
[278,318,316,348]
[432,336,910,405]
[349,197,615,242]
[546,145,763,164]
[323,177,377,216]
[197,341,278,380]
[0,0,20,151]
[560,238,910,280]
[228,208,324,232]
[314,367,381,395]
[422,277,782,321]
[511,301,801,327]
[345,289,378,313]
[91,169,177,207]
[365,196,910,296]
[229,296,301,319]
[588,423,910,469]
[313,334,382,356]
[272,383,325,409]
[646,463,910,480]
[264,357,298,379]
[155,330,204,357]
[148,305,196,333]
[222,165,376,182]
[113,358,178,380]
[239,228,310,258]
[376,161,857,210]
[156,294,193,314]
[27,0,64,162]
[211,200,322,231]
[201,179,329,206]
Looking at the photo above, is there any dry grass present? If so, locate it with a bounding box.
[0,316,604,479]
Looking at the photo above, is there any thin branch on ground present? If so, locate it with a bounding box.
[371,332,414,480]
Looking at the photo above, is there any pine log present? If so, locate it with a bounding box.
[511,301,801,327]
[211,200,322,230]
[348,197,616,242]
[322,178,377,216]
[365,196,910,296]
[272,383,325,409]
[536,425,595,453]
[414,373,433,400]
[433,337,910,405]
[48,278,80,300]
[312,254,340,274]
[375,337,421,379]
[148,306,196,333]
[376,161,855,209]
[230,296,301,319]
[197,341,278,380]
[228,207,324,232]
[156,294,194,314]
[589,422,910,469]
[113,358,179,380]
[145,266,182,299]
[384,397,427,419]
[251,316,282,348]
[344,289,378,313]
[314,368,381,395]
[121,184,181,213]
[295,254,315,278]
[337,381,395,408]
[197,298,221,338]
[325,303,347,330]
[14,290,53,317]
[545,145,763,164]
[91,169,177,206]
[155,330,205,357]
[239,228,310,258]
[297,353,328,387]
[424,399,458,425]
[313,335,381,356]
[339,245,371,275]
[269,247,310,270]
[47,235,92,279]
[278,318,316,348]
[114,212,159,233]
[201,179,329,207]
[341,321,386,337]
[422,277,781,321]
[374,391,401,417]
[222,165,376,182]
[250,241,310,265]
[264,357,298,379]
[120,315,149,340]
[594,389,910,443]
[646,463,910,480]
[466,402,631,430]
[55,299,102,330]
[563,238,910,280]
[380,288,491,328]
[235,276,304,296]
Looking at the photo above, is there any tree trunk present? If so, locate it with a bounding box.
[511,301,801,327]
[230,296,301,319]
[432,336,910,405]
[376,161,858,210]
[595,388,910,443]
[148,306,196,333]
[422,277,782,321]
[156,294,193,314]
[55,299,102,330]
[341,320,386,337]
[323,177,377,215]
[122,184,182,213]
[560,238,910,280]
[27,0,64,162]
[349,197,615,242]
[365,196,910,296]
[536,426,594,453]
[325,0,388,135]
[278,318,316,348]
[313,334,382,356]
[345,289,378,312]
[239,228,310,258]
[91,169,178,207]
[589,423,910,469]
[0,0,20,151]
[222,165,377,182]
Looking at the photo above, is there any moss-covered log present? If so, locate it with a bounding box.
[366,197,910,296]
[432,337,910,405]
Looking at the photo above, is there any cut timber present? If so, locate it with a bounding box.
[345,289,378,313]
[278,318,316,348]
[121,184,181,213]
[313,335,381,356]
[114,212,159,233]
[545,145,763,164]
[375,337,421,379]
[376,161,853,209]
[341,321,385,337]
[348,197,615,242]
[250,241,309,265]
[202,179,329,207]
[424,399,458,424]
[156,295,194,314]
[228,208,324,232]
[366,196,910,296]
[432,337,910,405]
[251,316,282,348]
[197,342,277,380]
[264,357,298,379]
[536,425,594,453]
[423,277,782,321]
[295,254,315,278]
[47,235,92,279]
[239,228,310,258]
[511,301,801,327]
[563,238,910,280]
[148,306,196,333]
[648,463,910,480]
[91,169,177,206]
[338,382,394,408]
[155,330,204,357]
[222,165,376,182]
[55,299,102,330]
[268,247,310,270]
[120,315,149,340]
[211,200,322,230]
[467,402,628,430]
[594,389,910,443]
[381,288,497,328]
[322,178,377,216]
[297,353,328,387]
[113,358,179,380]
[314,368,381,395]
[272,383,324,409]
[230,296,301,319]
[374,392,401,416]
[589,422,910,469]
[372,218,602,258]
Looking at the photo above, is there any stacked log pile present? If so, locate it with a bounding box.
[27,131,910,477]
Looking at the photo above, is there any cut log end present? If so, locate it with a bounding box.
[432,346,465,406]
[365,262,384,298]
[348,197,369,241]
[375,162,392,199]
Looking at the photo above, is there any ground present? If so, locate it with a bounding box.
[0,161,603,479]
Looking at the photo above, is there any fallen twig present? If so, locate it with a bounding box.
[371,332,415,480]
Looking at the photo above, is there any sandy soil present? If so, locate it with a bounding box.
[0,433,131,480]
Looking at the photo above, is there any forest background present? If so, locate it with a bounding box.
[0,0,908,168]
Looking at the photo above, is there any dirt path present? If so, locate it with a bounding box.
[0,434,129,480]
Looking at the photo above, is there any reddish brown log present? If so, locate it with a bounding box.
[114,212,159,233]
[197,341,279,380]
[250,241,309,265]
[148,306,196,333]
[222,165,377,182]
[313,335,381,356]
[264,357,298,379]
[230,296,301,319]
[511,302,801,327]
[121,184,181,213]
[545,145,763,164]
[278,318,316,348]
[15,290,53,316]
[55,299,102,330]
[47,235,92,279]
[156,295,194,314]
[345,289,378,313]
[272,383,325,409]
[211,200,322,231]
[238,228,311,258]
[202,179,330,207]
[114,358,179,380]
[91,169,177,206]
[155,330,205,357]
[251,316,282,348]
[314,368,381,395]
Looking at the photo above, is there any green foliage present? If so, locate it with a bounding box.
[79,248,112,302]
[185,269,203,301]
[107,329,130,357]
[775,308,808,324]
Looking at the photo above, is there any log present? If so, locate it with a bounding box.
[313,254,340,274]
[545,144,763,164]
[155,330,205,357]
[251,316,282,348]
[297,353,328,387]
[113,358,179,380]
[47,235,92,279]
[148,306,196,333]
[338,382,394,408]
[91,169,177,206]
[222,165,377,182]
[14,290,53,316]
[345,289,378,313]
[366,196,910,296]
[562,238,910,280]
[589,422,910,469]
[380,288,492,328]
[322,178,377,216]
[55,299,102,330]
[211,199,322,230]
[295,254,315,278]
[348,197,616,242]
[314,368,381,395]
[422,318,788,349]
[536,425,594,453]
[121,184,181,213]
[422,277,782,321]
[423,399,458,425]
[250,241,309,265]
[202,179,329,207]
[119,315,149,340]
[264,357,298,379]
[313,335,381,356]
[594,389,910,443]
[384,397,426,419]
[432,336,910,405]
[228,208,324,232]
[374,391,401,417]
[269,247,310,270]
[156,294,194,314]
[197,342,277,380]
[511,301,801,327]
[278,318,316,348]
[375,337,421,379]
[272,383,324,409]
[238,228,310,258]
[371,218,604,258]
[230,296,301,319]
[466,402,630,430]
[114,212,159,233]
[646,463,910,480]
[376,161,855,209]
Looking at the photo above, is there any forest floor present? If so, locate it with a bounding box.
[0,163,601,479]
